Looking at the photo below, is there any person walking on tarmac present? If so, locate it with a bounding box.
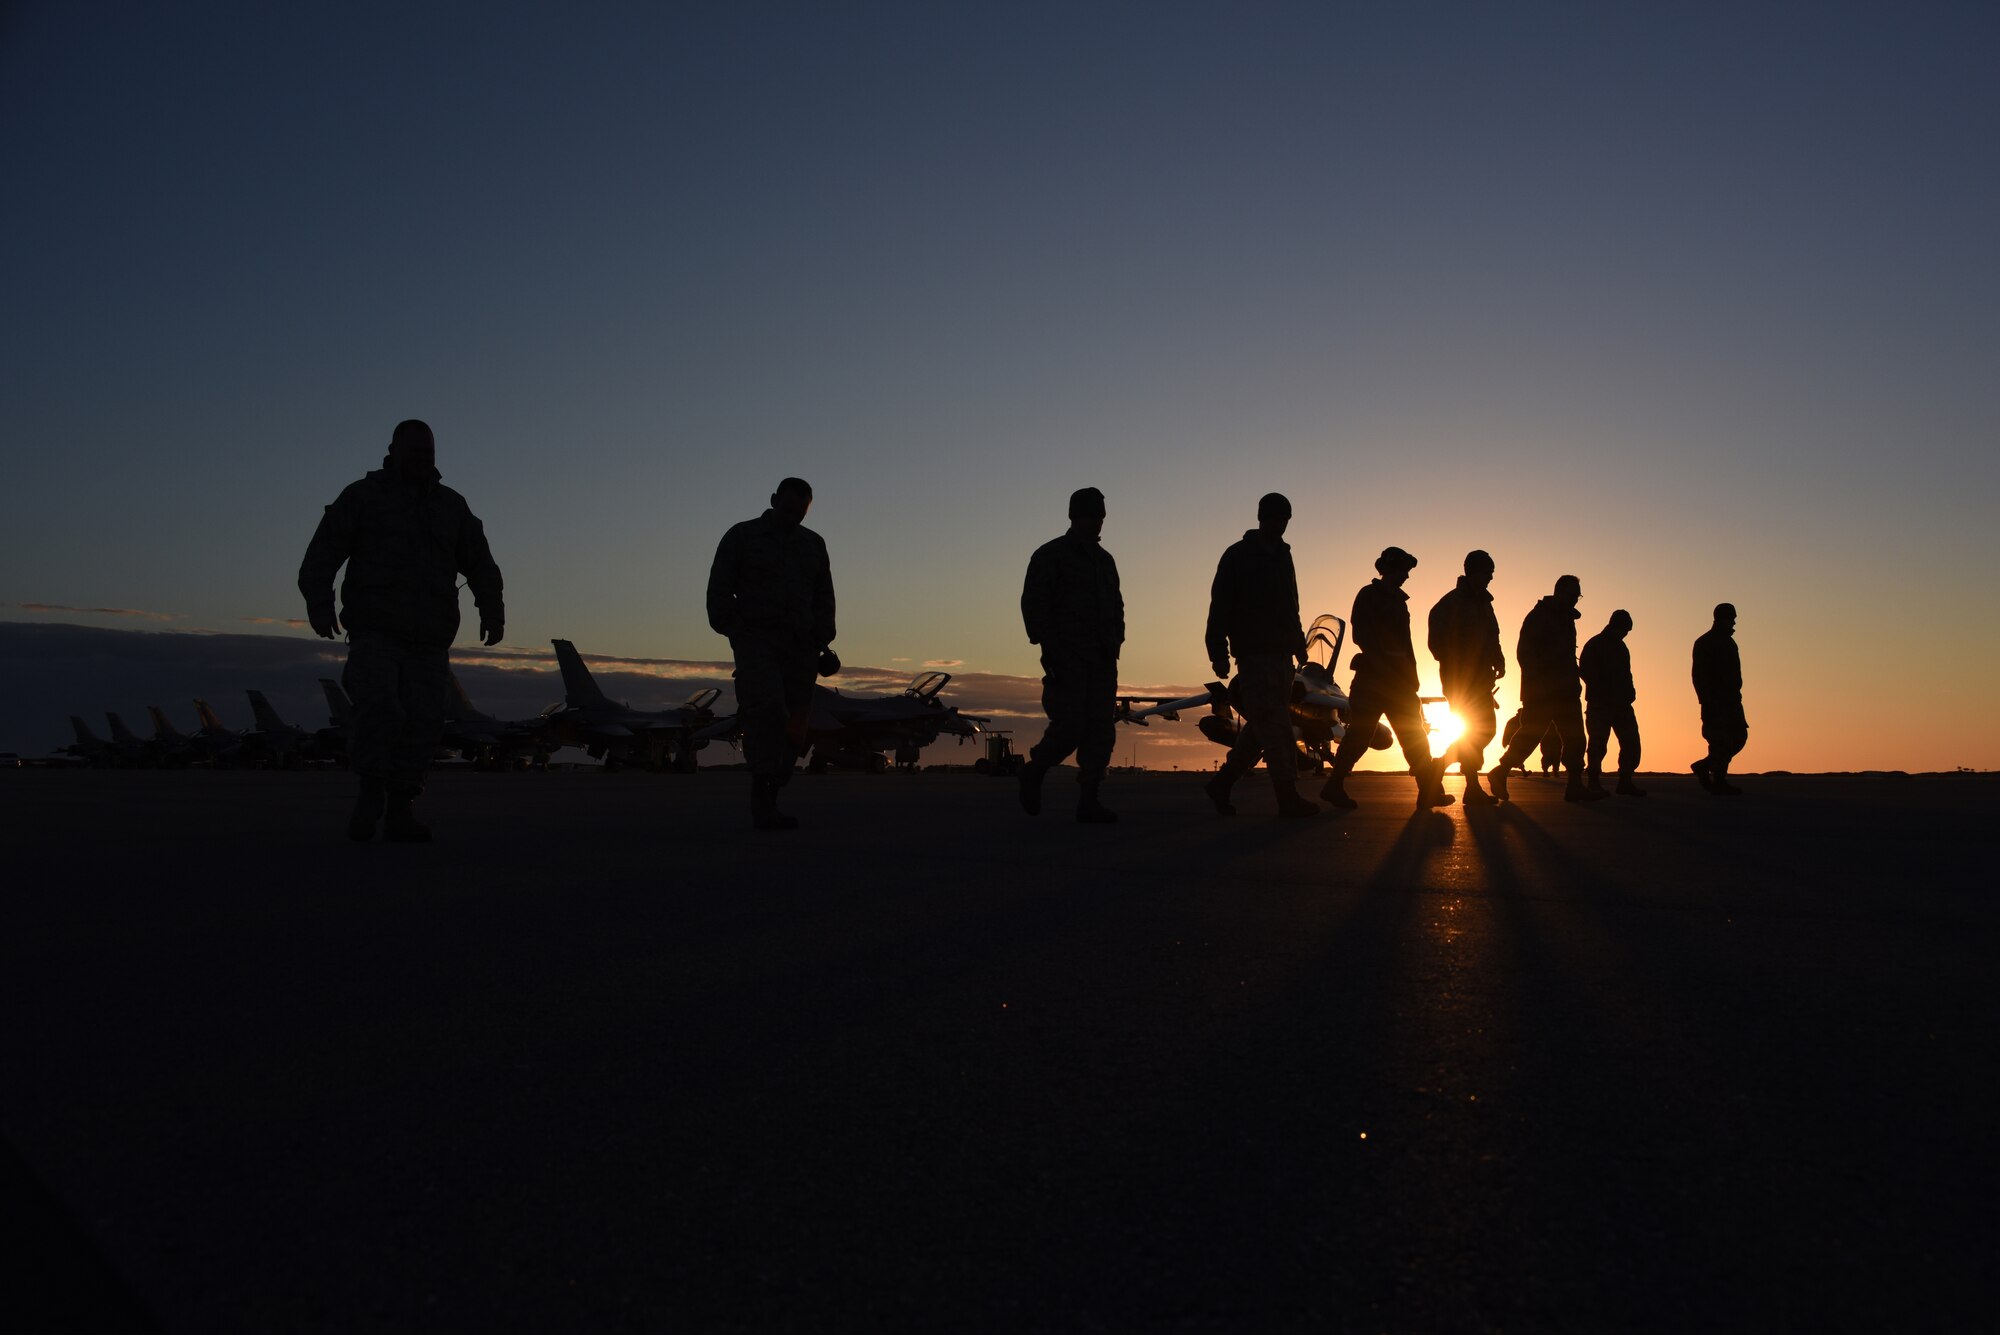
[707,477,838,831]
[1427,549,1505,805]
[1019,487,1123,823]
[1321,547,1453,812]
[1200,493,1318,818]
[1691,602,1747,796]
[1487,575,1606,802]
[299,419,504,843]
[1580,609,1645,796]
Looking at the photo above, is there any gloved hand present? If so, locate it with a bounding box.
[1210,658,1230,680]
[309,606,341,640]
[480,620,504,647]
[817,647,841,677]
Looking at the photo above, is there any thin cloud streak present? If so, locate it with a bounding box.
[18,602,181,622]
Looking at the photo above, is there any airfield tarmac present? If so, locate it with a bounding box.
[2,768,1993,1331]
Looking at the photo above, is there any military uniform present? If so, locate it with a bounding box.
[1580,627,1641,783]
[1327,579,1439,787]
[1204,530,1309,788]
[298,461,502,798]
[1692,626,1747,783]
[707,511,836,780]
[1020,531,1124,782]
[1492,597,1585,777]
[1428,577,1505,781]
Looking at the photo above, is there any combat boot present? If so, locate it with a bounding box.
[1318,772,1359,809]
[1485,765,1510,803]
[1273,777,1319,818]
[1202,773,1237,816]
[1076,779,1118,825]
[347,776,386,843]
[1690,759,1713,791]
[1564,770,1609,802]
[1709,766,1742,797]
[1018,761,1048,816]
[1461,771,1499,806]
[383,791,433,842]
[1615,774,1647,798]
[1419,762,1456,810]
[751,775,798,830]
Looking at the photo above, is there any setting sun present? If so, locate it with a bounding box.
[1423,701,1465,758]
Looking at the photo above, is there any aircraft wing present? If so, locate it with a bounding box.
[1116,684,1225,725]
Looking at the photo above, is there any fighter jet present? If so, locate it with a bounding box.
[440,670,555,770]
[241,689,315,767]
[145,705,204,767]
[541,639,721,772]
[1115,615,1416,770]
[191,699,249,766]
[105,712,160,766]
[783,670,985,773]
[60,716,120,766]
[313,679,353,764]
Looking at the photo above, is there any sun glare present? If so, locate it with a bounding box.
[1424,701,1465,758]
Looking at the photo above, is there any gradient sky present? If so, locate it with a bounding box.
[4,1,1996,771]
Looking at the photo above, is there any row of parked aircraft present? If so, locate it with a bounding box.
[52,617,1410,774]
[57,639,995,773]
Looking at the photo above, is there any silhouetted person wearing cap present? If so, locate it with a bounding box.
[1200,493,1318,818]
[1691,602,1746,796]
[1427,549,1505,805]
[1488,575,1605,802]
[1322,547,1452,812]
[1019,488,1123,823]
[299,419,504,842]
[708,478,837,830]
[1581,609,1645,796]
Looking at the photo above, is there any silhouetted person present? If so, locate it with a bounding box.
[1539,727,1562,774]
[1487,575,1606,802]
[1691,602,1746,797]
[1321,547,1452,812]
[299,419,503,842]
[1200,493,1317,818]
[1019,487,1123,824]
[1427,549,1505,805]
[1581,608,1645,796]
[707,477,837,830]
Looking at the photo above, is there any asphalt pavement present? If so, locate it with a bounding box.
[3,768,1994,1331]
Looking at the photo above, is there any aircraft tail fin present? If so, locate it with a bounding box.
[70,715,104,746]
[319,678,352,728]
[551,639,609,709]
[195,699,227,733]
[446,669,496,722]
[106,712,140,744]
[245,689,288,732]
[148,705,185,739]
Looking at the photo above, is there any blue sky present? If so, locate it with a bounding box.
[4,1,1996,769]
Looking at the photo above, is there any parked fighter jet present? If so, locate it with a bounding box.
[786,670,985,773]
[441,670,554,770]
[541,639,721,772]
[61,716,120,766]
[1115,615,1415,771]
[241,689,315,767]
[106,712,156,765]
[144,705,202,767]
[312,679,353,764]
[191,699,248,765]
